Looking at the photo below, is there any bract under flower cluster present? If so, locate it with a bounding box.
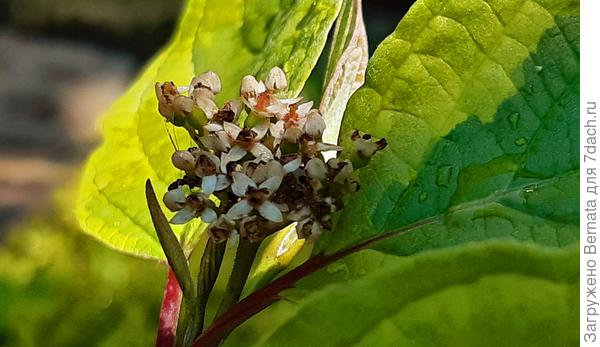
[155,67,385,243]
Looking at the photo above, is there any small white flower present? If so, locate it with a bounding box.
[270,101,313,144]
[218,121,273,172]
[170,193,217,224]
[226,172,283,222]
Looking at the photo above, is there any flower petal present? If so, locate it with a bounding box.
[259,175,282,194]
[204,122,223,132]
[279,97,303,105]
[226,200,253,220]
[215,174,231,191]
[223,122,242,139]
[170,205,195,224]
[296,101,314,116]
[306,158,328,180]
[202,175,217,195]
[199,135,227,152]
[258,201,283,223]
[220,146,247,173]
[283,156,302,173]
[252,121,270,140]
[200,208,218,223]
[250,143,274,162]
[270,120,285,139]
[316,142,343,152]
[232,172,257,196]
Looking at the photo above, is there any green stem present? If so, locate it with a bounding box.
[196,241,226,332]
[181,240,226,347]
[215,239,261,319]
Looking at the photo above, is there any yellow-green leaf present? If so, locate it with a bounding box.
[76,0,342,260]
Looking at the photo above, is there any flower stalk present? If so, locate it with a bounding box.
[216,238,261,318]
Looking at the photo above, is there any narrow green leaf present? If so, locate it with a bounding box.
[320,0,368,145]
[231,242,578,346]
[317,0,580,255]
[145,179,195,301]
[76,0,342,260]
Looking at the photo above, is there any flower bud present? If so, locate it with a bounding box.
[223,100,243,117]
[173,95,195,116]
[171,150,196,172]
[163,187,186,212]
[303,110,326,137]
[190,71,221,94]
[241,75,260,99]
[209,215,236,243]
[192,94,218,118]
[265,66,287,92]
[306,158,328,180]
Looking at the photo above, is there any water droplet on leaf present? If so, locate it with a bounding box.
[436,165,454,187]
[507,112,520,130]
[514,137,527,146]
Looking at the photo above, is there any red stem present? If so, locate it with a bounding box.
[156,267,183,347]
[192,216,438,347]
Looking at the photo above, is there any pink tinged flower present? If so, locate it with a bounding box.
[269,101,313,144]
[226,172,283,223]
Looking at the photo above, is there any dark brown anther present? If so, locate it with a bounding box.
[351,130,361,140]
[375,138,388,151]
[239,216,265,242]
[197,154,218,176]
[245,187,270,207]
[213,109,235,122]
[236,128,257,150]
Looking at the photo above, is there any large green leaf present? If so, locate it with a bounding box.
[317,0,580,255]
[238,241,578,346]
[76,0,342,259]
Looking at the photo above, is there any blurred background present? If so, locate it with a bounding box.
[0,0,415,345]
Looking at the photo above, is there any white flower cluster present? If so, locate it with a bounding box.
[155,67,386,243]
